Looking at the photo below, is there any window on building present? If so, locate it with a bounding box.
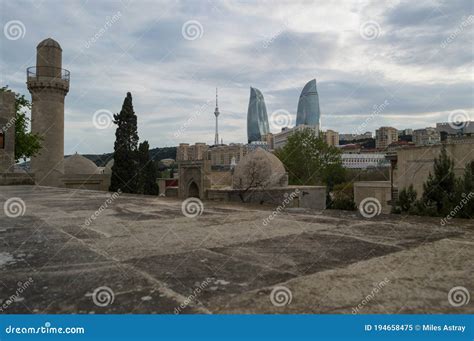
[0,131,4,149]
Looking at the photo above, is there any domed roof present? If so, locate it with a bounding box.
[64,153,99,175]
[103,159,114,174]
[232,148,287,189]
[37,38,62,50]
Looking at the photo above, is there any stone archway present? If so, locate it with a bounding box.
[187,181,200,198]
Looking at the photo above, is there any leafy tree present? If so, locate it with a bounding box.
[137,140,159,195]
[329,182,356,210]
[275,128,345,186]
[419,145,456,215]
[110,92,139,193]
[0,86,42,162]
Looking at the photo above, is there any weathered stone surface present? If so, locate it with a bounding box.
[0,186,472,314]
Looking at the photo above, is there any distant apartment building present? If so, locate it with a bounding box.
[341,153,390,169]
[323,129,339,146]
[398,129,413,136]
[339,132,372,141]
[412,127,440,146]
[273,125,319,150]
[375,127,398,149]
[436,121,473,138]
[177,143,208,161]
[209,143,249,167]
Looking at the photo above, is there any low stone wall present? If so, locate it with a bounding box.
[62,174,111,191]
[354,181,392,214]
[207,185,326,210]
[0,173,35,186]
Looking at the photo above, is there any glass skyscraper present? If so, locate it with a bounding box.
[296,79,320,127]
[247,87,270,143]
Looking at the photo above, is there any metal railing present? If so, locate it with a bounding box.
[27,66,70,82]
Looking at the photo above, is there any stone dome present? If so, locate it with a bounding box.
[37,38,62,50]
[64,153,99,175]
[232,148,288,189]
[103,159,114,174]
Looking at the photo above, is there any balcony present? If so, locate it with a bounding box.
[26,66,70,93]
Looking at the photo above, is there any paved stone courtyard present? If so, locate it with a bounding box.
[0,186,472,314]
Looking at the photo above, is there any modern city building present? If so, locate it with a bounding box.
[436,121,473,137]
[341,153,390,169]
[323,129,339,146]
[375,127,398,149]
[247,87,269,143]
[339,132,372,141]
[412,127,440,146]
[273,125,319,150]
[296,79,321,128]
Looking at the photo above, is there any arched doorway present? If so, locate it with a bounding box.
[187,181,200,198]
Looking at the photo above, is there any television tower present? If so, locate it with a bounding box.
[214,88,220,145]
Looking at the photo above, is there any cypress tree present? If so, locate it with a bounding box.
[138,140,159,195]
[421,145,456,215]
[109,92,139,193]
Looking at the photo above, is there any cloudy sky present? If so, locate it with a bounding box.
[1,0,473,154]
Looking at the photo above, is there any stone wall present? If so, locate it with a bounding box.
[353,181,392,214]
[394,140,474,197]
[0,91,16,173]
[207,185,326,210]
[62,174,111,191]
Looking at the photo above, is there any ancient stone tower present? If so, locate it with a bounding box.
[27,38,69,186]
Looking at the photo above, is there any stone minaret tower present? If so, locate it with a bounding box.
[214,88,220,146]
[27,38,69,186]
